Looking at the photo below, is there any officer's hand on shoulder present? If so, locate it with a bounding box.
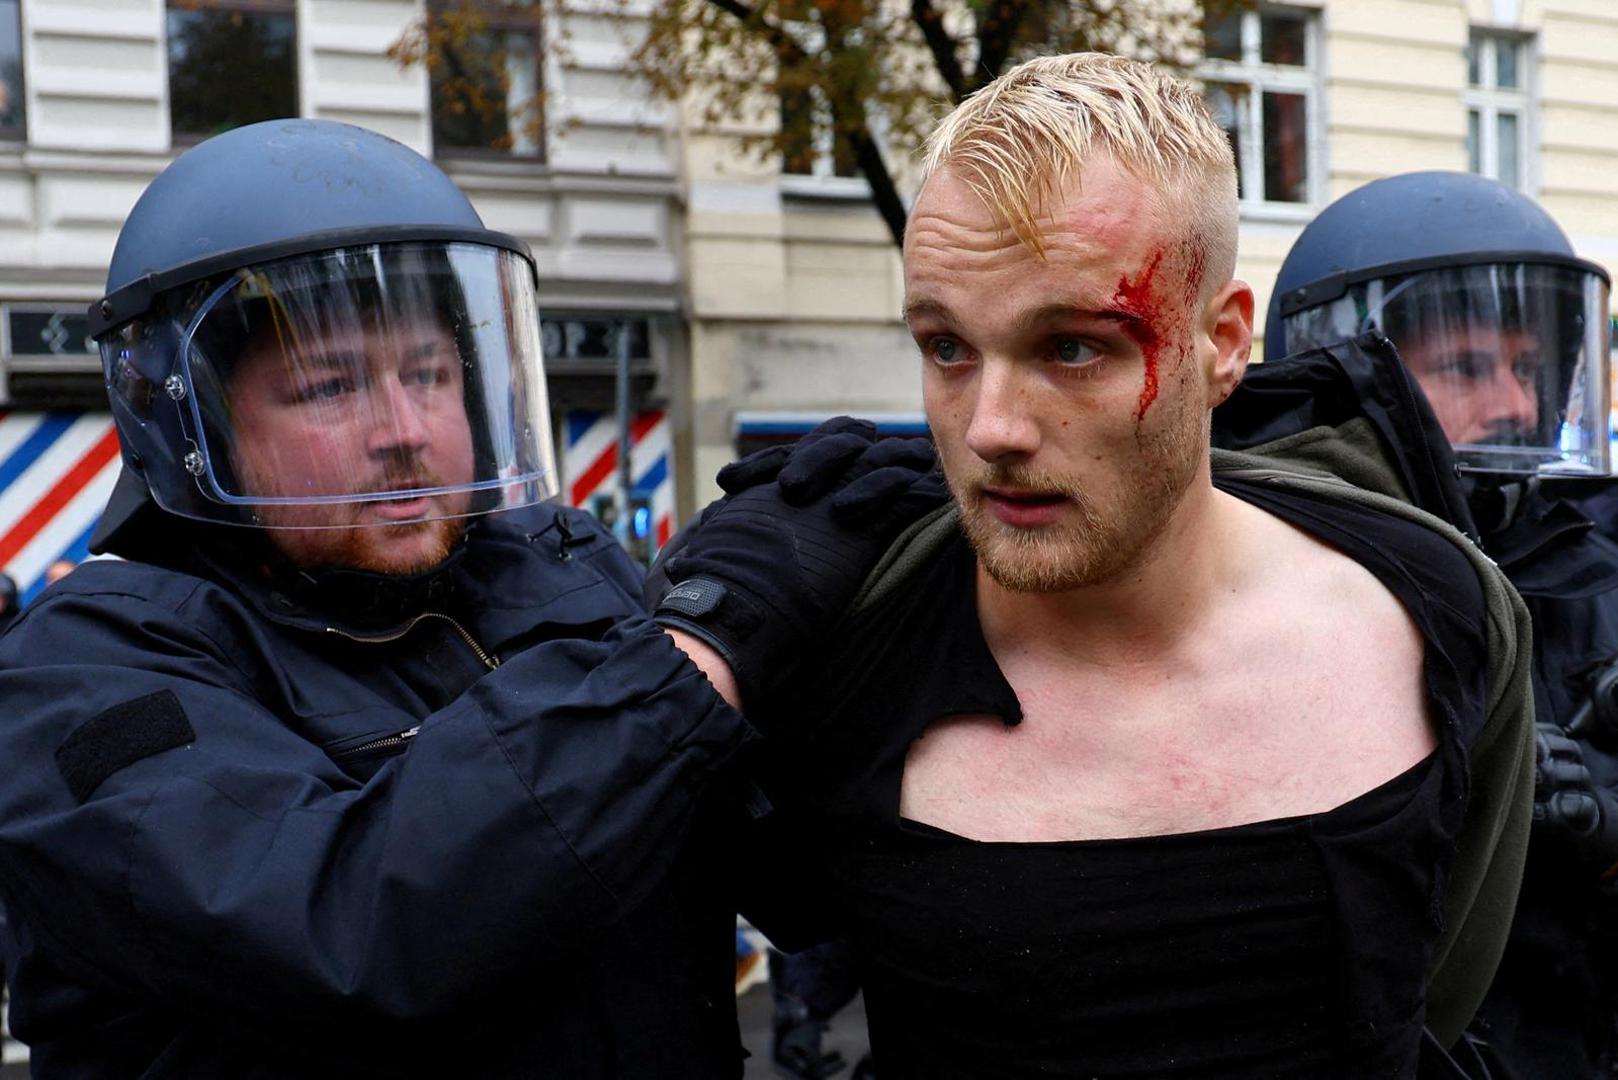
[651,417,946,716]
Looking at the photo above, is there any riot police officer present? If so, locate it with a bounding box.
[1269,170,1618,1076]
[0,119,939,1079]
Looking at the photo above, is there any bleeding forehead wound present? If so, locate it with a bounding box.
[1111,250,1174,422]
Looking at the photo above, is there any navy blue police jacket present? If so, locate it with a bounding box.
[0,502,754,1079]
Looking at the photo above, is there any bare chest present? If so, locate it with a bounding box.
[899,614,1435,842]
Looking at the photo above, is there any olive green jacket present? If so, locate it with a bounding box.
[853,430,1534,1047]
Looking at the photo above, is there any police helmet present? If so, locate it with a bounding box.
[91,119,557,539]
[1267,171,1612,476]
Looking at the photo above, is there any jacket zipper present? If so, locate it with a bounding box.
[324,612,501,671]
[337,725,422,759]
[324,614,498,761]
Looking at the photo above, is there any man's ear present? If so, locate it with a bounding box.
[1202,280,1254,408]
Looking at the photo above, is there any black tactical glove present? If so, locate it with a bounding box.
[1566,658,1618,745]
[1534,721,1618,879]
[652,417,946,711]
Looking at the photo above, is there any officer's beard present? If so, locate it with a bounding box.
[1474,419,1538,448]
[321,515,470,576]
[252,491,474,577]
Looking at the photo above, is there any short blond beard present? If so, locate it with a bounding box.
[952,398,1205,594]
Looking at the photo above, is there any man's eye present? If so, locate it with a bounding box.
[405,365,450,388]
[1053,339,1099,366]
[296,377,355,402]
[1511,358,1542,385]
[929,337,964,364]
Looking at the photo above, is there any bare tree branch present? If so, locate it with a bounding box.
[850,130,908,248]
[975,2,1038,91]
[704,0,808,65]
[910,0,966,101]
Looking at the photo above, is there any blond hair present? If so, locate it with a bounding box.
[919,53,1238,288]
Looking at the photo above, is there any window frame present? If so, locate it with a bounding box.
[427,0,546,164]
[1198,3,1324,220]
[778,83,870,200]
[165,0,300,147]
[776,18,874,201]
[1465,28,1535,193]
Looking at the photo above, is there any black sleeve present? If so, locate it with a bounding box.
[0,579,752,1030]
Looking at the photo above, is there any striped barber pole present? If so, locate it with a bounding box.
[0,411,123,603]
[563,409,676,552]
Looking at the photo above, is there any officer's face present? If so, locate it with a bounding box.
[227,319,476,574]
[906,156,1250,592]
[1399,325,1543,446]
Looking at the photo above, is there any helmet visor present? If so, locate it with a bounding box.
[163,241,555,527]
[1281,262,1612,476]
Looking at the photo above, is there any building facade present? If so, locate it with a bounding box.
[679,0,1618,503]
[0,0,1613,575]
[0,0,683,595]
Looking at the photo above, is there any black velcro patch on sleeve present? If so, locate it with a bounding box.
[56,689,195,803]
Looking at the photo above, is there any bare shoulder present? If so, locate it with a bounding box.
[1196,493,1439,810]
[1222,491,1434,749]
[1230,492,1420,639]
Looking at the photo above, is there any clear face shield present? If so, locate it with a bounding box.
[105,241,558,529]
[1281,261,1612,476]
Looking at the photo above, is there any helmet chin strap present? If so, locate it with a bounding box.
[1460,472,1533,534]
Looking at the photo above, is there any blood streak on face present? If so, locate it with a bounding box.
[1110,249,1168,421]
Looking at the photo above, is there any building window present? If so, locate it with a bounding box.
[776,19,872,192]
[781,86,858,180]
[0,0,23,140]
[1199,5,1319,209]
[1466,30,1532,190]
[428,0,543,160]
[167,0,297,141]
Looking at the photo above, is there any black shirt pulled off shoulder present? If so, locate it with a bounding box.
[751,475,1489,1080]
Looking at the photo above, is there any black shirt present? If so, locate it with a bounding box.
[753,475,1489,1079]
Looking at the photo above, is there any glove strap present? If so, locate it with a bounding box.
[657,576,729,620]
[655,575,793,707]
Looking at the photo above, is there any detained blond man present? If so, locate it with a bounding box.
[739,54,1526,1078]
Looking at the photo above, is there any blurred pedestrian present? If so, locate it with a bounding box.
[770,941,870,1079]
